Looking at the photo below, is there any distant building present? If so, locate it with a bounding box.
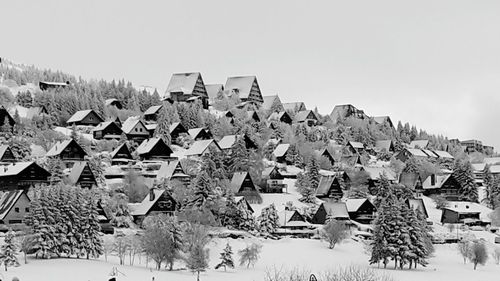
[230,172,262,204]
[121,118,150,142]
[46,139,87,164]
[283,102,306,113]
[0,106,15,131]
[143,105,163,122]
[39,81,70,91]
[224,76,264,106]
[105,98,123,109]
[136,138,174,161]
[330,104,368,123]
[129,188,177,225]
[261,95,284,113]
[67,161,97,188]
[311,201,350,224]
[66,110,104,127]
[92,121,123,140]
[165,72,209,109]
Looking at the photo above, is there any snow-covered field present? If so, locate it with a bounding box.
[5,238,500,281]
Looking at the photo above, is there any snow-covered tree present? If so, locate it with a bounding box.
[186,242,209,281]
[470,241,488,270]
[215,243,234,271]
[320,220,348,249]
[238,243,262,268]
[0,230,20,271]
[257,203,279,234]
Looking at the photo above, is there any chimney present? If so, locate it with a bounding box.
[149,188,156,201]
[430,174,436,186]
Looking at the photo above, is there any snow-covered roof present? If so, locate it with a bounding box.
[136,138,166,155]
[46,139,79,157]
[0,162,36,177]
[283,102,306,112]
[145,123,157,131]
[433,150,454,159]
[471,163,486,172]
[362,166,396,181]
[295,110,317,122]
[277,210,310,227]
[110,143,132,159]
[272,144,290,158]
[217,135,239,150]
[121,117,146,134]
[156,160,188,181]
[143,105,162,116]
[345,198,369,213]
[166,72,206,97]
[349,141,365,149]
[422,149,438,158]
[185,139,219,156]
[484,157,500,165]
[261,95,282,111]
[375,140,392,151]
[129,189,168,216]
[406,148,429,157]
[489,165,500,174]
[422,174,451,189]
[8,105,46,120]
[67,161,95,185]
[322,202,350,219]
[0,190,26,220]
[315,176,339,197]
[67,109,102,124]
[224,76,258,100]
[409,140,429,149]
[230,172,253,193]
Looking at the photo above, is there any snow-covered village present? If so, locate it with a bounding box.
[1,1,500,281]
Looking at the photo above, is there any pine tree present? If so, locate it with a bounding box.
[186,243,209,281]
[257,203,279,234]
[154,105,172,145]
[229,138,250,173]
[189,171,215,209]
[237,200,256,231]
[370,194,400,268]
[453,160,478,202]
[483,166,500,209]
[0,230,20,271]
[215,243,234,271]
[306,157,320,190]
[45,157,66,186]
[83,191,104,259]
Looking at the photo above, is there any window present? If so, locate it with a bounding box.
[135,128,138,132]
[8,220,22,224]
[25,208,29,213]
[14,207,19,213]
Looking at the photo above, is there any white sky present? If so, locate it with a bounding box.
[1,0,500,149]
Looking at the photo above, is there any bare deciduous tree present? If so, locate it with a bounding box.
[320,220,349,249]
[470,241,488,270]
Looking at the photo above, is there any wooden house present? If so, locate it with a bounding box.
[347,141,365,154]
[0,106,15,131]
[440,202,483,224]
[268,111,292,126]
[109,143,133,165]
[185,139,221,158]
[39,81,70,91]
[224,76,263,105]
[294,110,318,126]
[169,122,188,143]
[311,201,350,224]
[129,188,177,225]
[273,144,291,164]
[105,98,123,109]
[45,139,87,164]
[330,104,368,123]
[66,109,104,127]
[217,134,257,152]
[374,140,394,153]
[92,121,123,140]
[346,198,376,224]
[399,171,423,192]
[234,196,254,214]
[121,118,150,142]
[283,102,306,113]
[136,137,174,161]
[319,148,336,166]
[277,210,311,231]
[420,174,461,200]
[261,166,286,193]
[315,176,343,200]
[230,172,262,204]
[261,95,284,113]
[361,166,397,192]
[0,190,31,229]
[0,145,16,163]
[156,160,190,186]
[395,148,429,162]
[165,72,209,109]
[143,105,162,122]
[188,128,213,141]
[340,154,363,167]
[0,162,50,190]
[372,116,394,128]
[67,161,97,188]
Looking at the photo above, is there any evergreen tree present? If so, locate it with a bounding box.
[483,165,500,209]
[188,171,215,209]
[306,157,320,190]
[215,243,235,271]
[229,138,250,173]
[257,203,279,234]
[45,157,66,186]
[0,230,20,271]
[453,160,478,202]
[154,105,172,145]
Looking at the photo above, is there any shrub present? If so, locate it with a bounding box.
[470,241,488,270]
[321,220,349,249]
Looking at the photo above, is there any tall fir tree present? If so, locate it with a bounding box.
[453,160,478,202]
[0,230,20,271]
[215,243,235,271]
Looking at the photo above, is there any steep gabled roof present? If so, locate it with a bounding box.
[185,139,220,156]
[422,149,438,158]
[315,176,340,197]
[205,84,224,100]
[225,76,258,100]
[322,201,350,219]
[8,105,47,120]
[110,143,132,159]
[166,72,207,97]
[295,110,317,122]
[283,102,306,112]
[348,141,365,149]
[406,148,429,157]
[46,139,85,157]
[0,145,15,162]
[169,122,187,134]
[230,172,255,194]
[268,111,290,122]
[433,150,454,159]
[217,135,239,150]
[422,174,452,189]
[0,162,49,177]
[409,140,429,149]
[136,138,172,155]
[156,160,189,181]
[261,95,283,111]
[375,140,392,151]
[273,144,290,158]
[0,190,27,220]
[345,198,371,213]
[67,161,95,185]
[129,189,172,216]
[407,198,428,218]
[121,117,146,134]
[67,109,103,124]
[143,105,162,116]
[92,121,122,134]
[277,210,310,227]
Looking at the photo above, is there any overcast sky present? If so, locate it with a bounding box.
[2,0,500,150]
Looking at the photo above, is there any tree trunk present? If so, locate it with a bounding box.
[169,262,173,271]
[394,258,397,269]
[474,262,477,270]
[197,271,200,281]
[24,252,27,264]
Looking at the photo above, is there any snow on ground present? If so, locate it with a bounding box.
[53,127,93,141]
[6,238,500,281]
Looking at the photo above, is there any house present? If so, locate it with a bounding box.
[39,81,70,91]
[145,123,157,137]
[460,140,483,153]
[399,171,423,191]
[272,143,291,164]
[246,110,261,122]
[92,121,123,140]
[346,198,377,224]
[66,109,104,127]
[374,140,394,153]
[340,154,363,167]
[440,202,487,225]
[8,105,49,120]
[261,95,284,113]
[395,148,430,162]
[0,145,16,163]
[121,117,150,142]
[406,198,428,219]
[0,190,31,229]
[109,143,133,165]
[230,172,262,203]
[421,174,461,200]
[169,122,188,142]
[360,166,397,192]
[311,201,350,224]
[129,188,177,224]
[261,166,286,193]
[372,116,394,128]
[156,160,190,185]
[0,106,15,131]
[294,110,318,126]
[330,104,368,122]
[105,98,123,109]
[409,140,429,149]
[347,141,365,154]
[277,210,311,230]
[0,162,51,190]
[165,72,209,109]
[188,128,213,141]
[283,102,306,113]
[67,161,97,188]
[224,76,264,105]
[185,139,221,157]
[205,84,224,104]
[217,135,257,152]
[136,138,174,161]
[319,148,336,166]
[315,176,343,200]
[46,139,87,163]
[143,105,163,122]
[268,111,292,126]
